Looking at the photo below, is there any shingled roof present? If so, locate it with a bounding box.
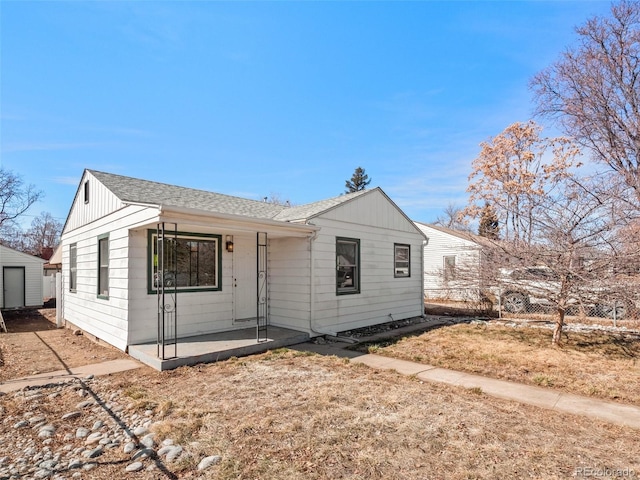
[89,170,371,224]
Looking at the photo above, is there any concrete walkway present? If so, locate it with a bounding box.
[296,341,640,430]
[3,332,639,431]
[0,359,142,394]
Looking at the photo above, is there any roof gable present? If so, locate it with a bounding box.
[281,187,425,236]
[414,222,494,248]
[0,244,47,264]
[274,189,370,222]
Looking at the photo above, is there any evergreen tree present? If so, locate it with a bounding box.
[345,167,371,193]
[478,203,499,240]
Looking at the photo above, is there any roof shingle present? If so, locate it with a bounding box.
[89,170,372,223]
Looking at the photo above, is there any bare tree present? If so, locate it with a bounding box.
[531,1,640,198]
[0,168,43,229]
[462,122,636,344]
[464,121,580,246]
[433,203,469,231]
[0,221,28,251]
[24,212,63,258]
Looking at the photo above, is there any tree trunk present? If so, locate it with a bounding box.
[552,308,565,345]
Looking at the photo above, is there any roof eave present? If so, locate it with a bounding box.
[157,204,319,236]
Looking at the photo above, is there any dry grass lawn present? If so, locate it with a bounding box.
[3,350,637,479]
[370,321,640,405]
[2,311,640,478]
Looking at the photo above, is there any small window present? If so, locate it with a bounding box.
[337,237,360,294]
[443,255,456,282]
[394,244,410,277]
[98,235,109,298]
[84,181,89,203]
[69,243,77,292]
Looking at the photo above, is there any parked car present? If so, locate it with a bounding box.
[490,266,631,319]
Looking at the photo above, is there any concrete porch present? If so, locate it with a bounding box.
[128,326,310,371]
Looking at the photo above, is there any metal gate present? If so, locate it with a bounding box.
[257,232,268,342]
[156,223,178,359]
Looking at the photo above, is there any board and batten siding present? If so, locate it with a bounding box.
[61,205,159,351]
[64,171,125,233]
[0,245,45,308]
[416,223,482,299]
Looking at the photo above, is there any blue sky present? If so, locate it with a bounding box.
[1,1,612,228]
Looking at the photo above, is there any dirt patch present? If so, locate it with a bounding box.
[0,308,128,382]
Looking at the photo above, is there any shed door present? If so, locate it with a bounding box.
[3,267,25,308]
[233,236,257,322]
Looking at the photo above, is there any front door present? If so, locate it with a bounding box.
[233,235,257,322]
[3,267,25,308]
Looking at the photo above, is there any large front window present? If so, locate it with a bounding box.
[337,237,360,294]
[149,231,221,292]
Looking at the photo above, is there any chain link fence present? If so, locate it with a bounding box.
[424,286,638,327]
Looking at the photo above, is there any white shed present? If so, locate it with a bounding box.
[0,244,46,309]
[58,170,426,366]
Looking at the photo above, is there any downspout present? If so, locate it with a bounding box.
[308,229,327,335]
[307,228,348,339]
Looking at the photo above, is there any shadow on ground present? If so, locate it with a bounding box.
[1,308,58,333]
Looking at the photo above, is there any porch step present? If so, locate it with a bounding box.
[128,326,309,371]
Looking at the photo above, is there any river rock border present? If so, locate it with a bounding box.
[0,376,219,479]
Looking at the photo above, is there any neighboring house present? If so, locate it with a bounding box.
[0,244,46,309]
[42,246,62,277]
[59,170,426,359]
[43,263,62,276]
[413,222,486,302]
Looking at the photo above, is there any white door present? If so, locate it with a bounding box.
[233,235,257,322]
[4,267,25,308]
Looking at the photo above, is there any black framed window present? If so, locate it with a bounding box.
[148,231,221,293]
[337,237,360,295]
[394,244,410,278]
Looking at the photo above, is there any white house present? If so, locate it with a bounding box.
[0,244,46,309]
[414,222,486,302]
[59,170,426,366]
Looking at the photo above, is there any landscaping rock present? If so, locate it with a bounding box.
[125,461,144,472]
[197,455,221,470]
